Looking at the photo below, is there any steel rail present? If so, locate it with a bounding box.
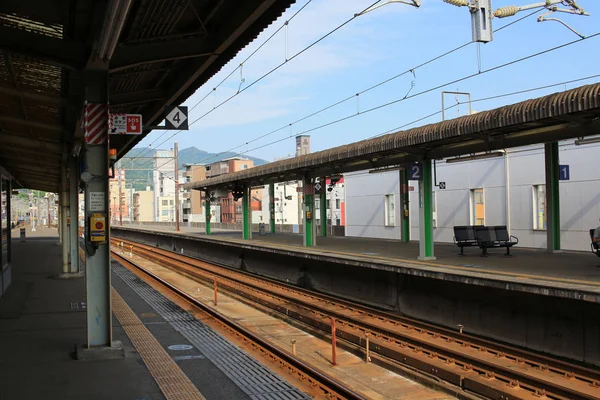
[111,250,366,400]
[113,237,600,400]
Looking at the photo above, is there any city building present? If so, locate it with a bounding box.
[109,168,130,223]
[344,140,600,252]
[315,176,346,229]
[153,149,175,221]
[182,163,207,223]
[157,195,176,222]
[133,188,154,222]
[207,157,259,223]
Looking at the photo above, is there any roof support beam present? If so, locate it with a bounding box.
[111,89,166,106]
[0,115,63,133]
[0,86,66,107]
[0,130,62,153]
[0,25,85,70]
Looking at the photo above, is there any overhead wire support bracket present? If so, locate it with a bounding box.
[494,0,589,38]
[355,0,421,17]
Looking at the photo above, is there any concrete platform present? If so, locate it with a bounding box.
[1,231,308,399]
[118,224,600,301]
[0,235,164,400]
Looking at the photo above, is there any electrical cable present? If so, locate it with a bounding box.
[130,0,315,162]
[153,11,594,173]
[141,0,389,168]
[367,73,600,139]
[228,35,600,158]
[183,7,544,167]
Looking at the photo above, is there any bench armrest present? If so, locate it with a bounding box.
[510,235,519,245]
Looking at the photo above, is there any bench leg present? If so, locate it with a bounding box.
[459,246,464,256]
[505,247,511,256]
[480,247,487,257]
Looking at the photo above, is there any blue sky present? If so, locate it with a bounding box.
[132,0,600,162]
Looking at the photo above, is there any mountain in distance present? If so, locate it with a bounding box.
[121,146,269,191]
[178,146,268,168]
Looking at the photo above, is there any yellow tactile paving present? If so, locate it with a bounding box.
[111,288,206,400]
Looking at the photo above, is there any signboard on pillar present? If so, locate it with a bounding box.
[109,113,143,135]
[408,163,423,180]
[559,165,570,181]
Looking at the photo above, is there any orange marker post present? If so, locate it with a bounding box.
[331,317,337,366]
[213,278,218,306]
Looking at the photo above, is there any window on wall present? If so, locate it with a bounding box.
[384,194,395,227]
[335,199,341,209]
[470,188,485,225]
[432,191,437,228]
[162,200,168,206]
[533,184,547,230]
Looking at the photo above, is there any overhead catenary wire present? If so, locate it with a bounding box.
[143,0,398,168]
[182,8,545,167]
[130,0,316,162]
[216,33,600,159]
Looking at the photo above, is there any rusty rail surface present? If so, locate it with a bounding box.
[112,237,600,400]
[111,250,366,400]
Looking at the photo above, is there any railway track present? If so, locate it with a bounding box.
[112,237,600,400]
[111,250,366,400]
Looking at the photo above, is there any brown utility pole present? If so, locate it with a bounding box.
[174,142,180,232]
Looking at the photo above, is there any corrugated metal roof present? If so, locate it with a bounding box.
[184,82,600,190]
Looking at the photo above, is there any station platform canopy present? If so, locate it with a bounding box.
[183,83,600,190]
[0,0,294,192]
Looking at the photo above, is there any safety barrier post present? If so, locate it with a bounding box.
[331,317,337,366]
[213,278,218,306]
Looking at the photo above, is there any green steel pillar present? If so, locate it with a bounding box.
[544,142,561,252]
[269,183,275,233]
[242,186,251,240]
[418,160,435,260]
[399,168,410,243]
[204,191,211,236]
[320,177,327,237]
[303,177,314,247]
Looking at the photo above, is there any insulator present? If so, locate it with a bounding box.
[493,5,519,18]
[443,0,470,6]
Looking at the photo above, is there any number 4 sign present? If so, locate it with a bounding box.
[165,106,189,130]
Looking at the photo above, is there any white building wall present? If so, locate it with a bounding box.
[260,182,300,226]
[346,171,401,239]
[346,141,600,252]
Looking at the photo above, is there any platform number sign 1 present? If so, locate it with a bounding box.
[408,163,423,180]
[165,106,189,130]
[559,165,570,181]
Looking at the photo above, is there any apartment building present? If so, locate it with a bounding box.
[133,188,154,222]
[182,163,207,223]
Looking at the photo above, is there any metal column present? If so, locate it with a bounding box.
[545,142,561,252]
[78,70,122,358]
[69,156,80,273]
[400,168,410,243]
[418,160,435,260]
[242,186,251,240]
[320,177,327,237]
[303,177,315,247]
[205,191,211,235]
[61,160,69,273]
[269,183,275,233]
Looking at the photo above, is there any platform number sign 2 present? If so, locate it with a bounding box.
[165,106,189,130]
[409,163,423,180]
[559,165,570,181]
